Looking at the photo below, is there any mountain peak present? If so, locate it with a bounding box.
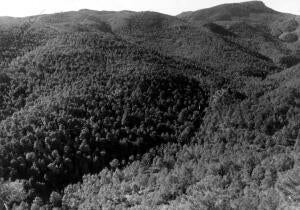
[178,1,277,22]
[238,1,273,12]
[240,1,266,6]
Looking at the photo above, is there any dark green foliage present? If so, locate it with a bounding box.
[278,55,300,68]
[0,32,208,203]
[0,20,56,70]
[118,16,280,80]
[0,2,300,209]
[280,33,299,43]
[61,57,300,209]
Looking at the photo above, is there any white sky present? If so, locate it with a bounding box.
[0,0,299,17]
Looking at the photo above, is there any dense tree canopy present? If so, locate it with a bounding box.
[0,2,300,209]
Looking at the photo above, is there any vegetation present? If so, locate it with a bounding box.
[0,1,300,209]
[0,31,209,207]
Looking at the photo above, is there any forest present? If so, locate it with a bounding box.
[0,1,300,209]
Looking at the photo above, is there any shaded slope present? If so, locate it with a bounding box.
[2,3,300,208]
[115,13,279,79]
[25,9,281,79]
[62,64,300,210]
[177,1,300,67]
[224,17,300,67]
[0,19,57,70]
[0,32,209,201]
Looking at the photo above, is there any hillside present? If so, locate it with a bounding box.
[178,1,278,22]
[61,53,300,210]
[109,10,282,77]
[19,8,281,78]
[0,31,211,205]
[178,1,300,67]
[1,1,300,210]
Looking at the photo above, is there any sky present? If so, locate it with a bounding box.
[0,0,299,17]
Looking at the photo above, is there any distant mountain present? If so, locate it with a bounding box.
[34,10,135,32]
[1,1,295,71]
[0,8,280,79]
[177,1,300,67]
[107,10,280,78]
[178,1,278,22]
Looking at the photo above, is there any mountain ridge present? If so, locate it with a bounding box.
[177,1,279,21]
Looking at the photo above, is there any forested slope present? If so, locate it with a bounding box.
[29,8,282,77]
[61,62,300,210]
[0,1,300,209]
[0,32,210,207]
[179,1,300,67]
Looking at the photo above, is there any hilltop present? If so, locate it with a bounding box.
[178,1,278,21]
